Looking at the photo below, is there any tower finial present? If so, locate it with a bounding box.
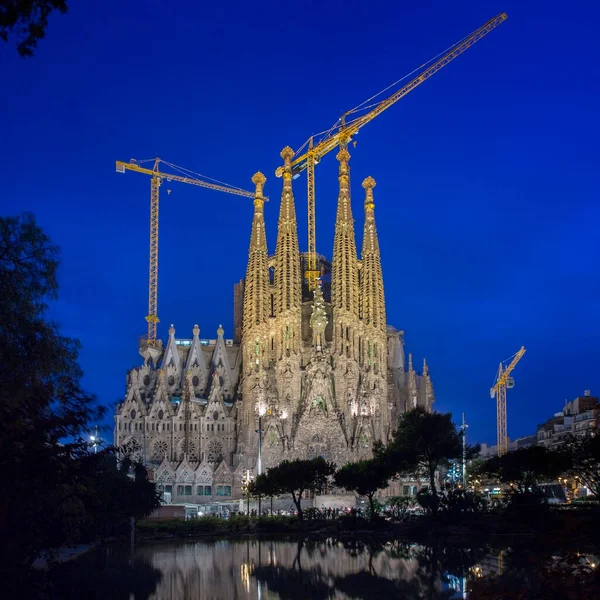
[336,147,350,166]
[193,324,200,338]
[280,146,295,167]
[362,176,376,210]
[169,324,176,336]
[252,172,266,203]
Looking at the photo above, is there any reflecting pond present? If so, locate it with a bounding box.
[48,538,599,599]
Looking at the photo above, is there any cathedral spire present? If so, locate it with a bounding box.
[408,353,418,410]
[243,172,270,334]
[360,176,386,333]
[332,147,359,316]
[274,146,302,315]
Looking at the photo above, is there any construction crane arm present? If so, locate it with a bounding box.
[116,160,258,200]
[498,346,526,386]
[491,346,526,396]
[282,12,507,177]
[116,157,261,348]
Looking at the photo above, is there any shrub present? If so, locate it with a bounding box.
[504,490,549,518]
[255,516,299,533]
[439,489,488,518]
[416,489,439,515]
[365,498,383,521]
[338,513,369,530]
[385,496,416,521]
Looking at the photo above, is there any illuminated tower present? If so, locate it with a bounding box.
[359,177,386,334]
[273,146,302,360]
[239,172,271,450]
[331,148,359,359]
[242,172,270,369]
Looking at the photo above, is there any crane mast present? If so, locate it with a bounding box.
[491,346,526,456]
[116,158,257,348]
[277,12,508,291]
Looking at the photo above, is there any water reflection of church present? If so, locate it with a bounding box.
[136,540,443,600]
[114,149,435,503]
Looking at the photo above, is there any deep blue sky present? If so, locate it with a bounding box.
[1,1,598,447]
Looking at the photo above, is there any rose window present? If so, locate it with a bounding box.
[185,442,198,462]
[206,439,224,463]
[152,439,168,460]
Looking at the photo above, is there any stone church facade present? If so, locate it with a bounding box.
[114,147,434,503]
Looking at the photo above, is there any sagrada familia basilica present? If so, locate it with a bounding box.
[114,147,434,502]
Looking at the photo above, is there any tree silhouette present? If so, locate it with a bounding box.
[0,213,158,593]
[334,458,390,520]
[1,1,68,56]
[265,457,335,520]
[384,408,462,514]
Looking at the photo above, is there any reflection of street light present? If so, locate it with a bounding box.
[242,469,253,515]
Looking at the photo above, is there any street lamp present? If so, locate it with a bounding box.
[460,413,468,488]
[256,404,266,476]
[90,426,99,453]
[256,406,265,516]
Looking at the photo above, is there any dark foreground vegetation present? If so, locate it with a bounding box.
[0,215,160,595]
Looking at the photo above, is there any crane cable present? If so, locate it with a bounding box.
[160,160,250,194]
[296,25,474,157]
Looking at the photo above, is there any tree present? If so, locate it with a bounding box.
[266,457,335,521]
[479,445,569,494]
[0,213,104,590]
[1,0,68,57]
[334,458,390,521]
[384,407,463,514]
[250,472,283,516]
[562,434,600,497]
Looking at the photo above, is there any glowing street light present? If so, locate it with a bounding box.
[90,426,99,453]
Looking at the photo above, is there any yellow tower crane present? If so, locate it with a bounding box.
[490,346,526,456]
[116,158,259,348]
[276,12,508,291]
